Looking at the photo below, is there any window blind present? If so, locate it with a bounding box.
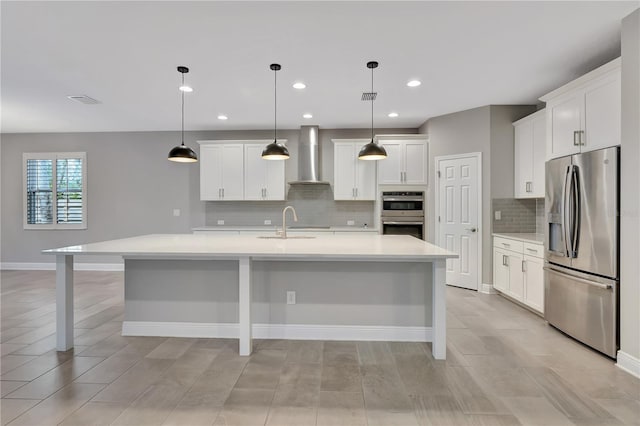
[26,159,54,224]
[56,158,83,224]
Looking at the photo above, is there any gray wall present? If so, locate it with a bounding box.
[418,105,536,285]
[125,259,433,327]
[620,9,640,363]
[1,127,416,264]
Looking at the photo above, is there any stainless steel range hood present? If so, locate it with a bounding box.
[288,125,330,185]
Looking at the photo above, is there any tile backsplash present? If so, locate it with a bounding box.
[492,198,545,234]
[205,184,375,228]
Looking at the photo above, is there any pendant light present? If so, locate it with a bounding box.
[358,61,387,160]
[168,66,198,163]
[262,63,290,160]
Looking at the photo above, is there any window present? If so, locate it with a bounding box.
[23,152,87,229]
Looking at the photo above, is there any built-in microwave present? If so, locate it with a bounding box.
[381,191,424,217]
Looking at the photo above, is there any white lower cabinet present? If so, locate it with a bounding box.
[493,236,544,314]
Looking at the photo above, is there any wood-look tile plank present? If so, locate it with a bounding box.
[213,388,274,426]
[58,401,128,426]
[394,353,452,397]
[5,356,105,400]
[1,381,27,397]
[285,340,323,364]
[591,398,640,425]
[7,382,105,426]
[0,398,40,426]
[320,364,361,393]
[0,344,27,357]
[524,366,616,421]
[1,350,75,381]
[500,396,575,426]
[411,394,470,426]
[90,358,174,403]
[0,355,37,375]
[356,341,395,365]
[442,366,509,415]
[316,391,366,426]
[145,337,195,360]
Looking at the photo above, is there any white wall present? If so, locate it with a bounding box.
[419,105,535,285]
[620,8,640,367]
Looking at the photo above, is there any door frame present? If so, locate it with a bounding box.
[434,152,483,291]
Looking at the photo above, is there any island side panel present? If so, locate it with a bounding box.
[432,259,446,359]
[56,254,74,351]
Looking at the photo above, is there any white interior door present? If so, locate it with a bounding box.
[437,154,480,290]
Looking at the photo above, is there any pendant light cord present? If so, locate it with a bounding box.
[274,67,277,143]
[371,65,374,141]
[181,72,185,146]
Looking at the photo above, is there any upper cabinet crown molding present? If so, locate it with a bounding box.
[539,57,621,102]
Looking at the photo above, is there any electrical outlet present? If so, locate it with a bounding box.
[347,220,355,226]
[494,211,501,220]
[173,209,181,217]
[217,219,225,225]
[264,219,272,225]
[286,291,296,305]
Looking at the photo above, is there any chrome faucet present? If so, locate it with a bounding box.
[279,206,298,239]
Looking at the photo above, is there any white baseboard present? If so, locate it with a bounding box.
[480,283,497,294]
[121,321,432,342]
[1,262,124,271]
[616,350,640,378]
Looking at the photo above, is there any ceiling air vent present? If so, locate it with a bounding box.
[67,95,101,105]
[361,91,377,101]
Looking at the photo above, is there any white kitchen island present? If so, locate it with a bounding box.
[43,233,457,359]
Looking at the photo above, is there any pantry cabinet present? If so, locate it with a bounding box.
[376,136,428,185]
[541,58,621,160]
[332,140,376,200]
[513,109,545,198]
[244,144,285,200]
[493,235,544,314]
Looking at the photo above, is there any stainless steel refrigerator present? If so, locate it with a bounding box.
[545,146,619,358]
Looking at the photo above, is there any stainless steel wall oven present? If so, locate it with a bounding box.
[381,191,425,240]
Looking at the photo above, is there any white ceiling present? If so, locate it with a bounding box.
[1,1,637,133]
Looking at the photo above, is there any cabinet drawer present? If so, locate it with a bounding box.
[523,242,543,258]
[493,236,524,253]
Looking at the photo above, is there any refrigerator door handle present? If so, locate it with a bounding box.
[543,267,612,289]
[563,165,573,258]
[571,166,580,258]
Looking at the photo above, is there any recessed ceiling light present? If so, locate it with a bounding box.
[303,113,313,119]
[217,115,228,120]
[407,80,421,87]
[388,112,399,118]
[293,82,306,89]
[179,85,193,92]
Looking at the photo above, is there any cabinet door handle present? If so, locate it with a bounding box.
[573,130,580,146]
[218,188,222,199]
[522,260,526,272]
[526,182,532,192]
[222,188,224,199]
[579,130,585,146]
[355,188,358,197]
[502,243,511,248]
[505,255,509,267]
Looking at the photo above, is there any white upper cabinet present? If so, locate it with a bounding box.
[332,140,376,200]
[199,140,286,201]
[376,136,428,185]
[541,58,621,160]
[199,143,244,201]
[513,109,545,198]
[244,144,285,201]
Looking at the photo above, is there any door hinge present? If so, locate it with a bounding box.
[438,216,441,222]
[437,170,441,178]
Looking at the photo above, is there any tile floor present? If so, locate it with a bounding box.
[1,270,638,425]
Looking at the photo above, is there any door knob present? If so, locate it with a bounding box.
[465,227,477,233]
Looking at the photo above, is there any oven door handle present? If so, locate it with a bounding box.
[382,197,424,202]
[382,221,424,225]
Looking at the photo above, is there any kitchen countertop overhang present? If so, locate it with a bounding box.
[492,233,544,244]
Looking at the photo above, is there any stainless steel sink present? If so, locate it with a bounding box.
[257,236,316,239]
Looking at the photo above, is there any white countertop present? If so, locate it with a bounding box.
[43,234,457,261]
[192,226,379,233]
[493,233,544,244]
